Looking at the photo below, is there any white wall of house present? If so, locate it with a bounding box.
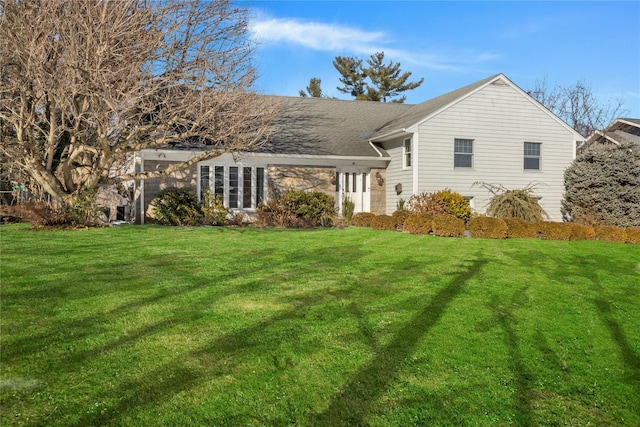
[382,137,414,212]
[411,80,577,221]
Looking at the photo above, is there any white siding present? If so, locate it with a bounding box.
[415,82,575,221]
[382,137,413,213]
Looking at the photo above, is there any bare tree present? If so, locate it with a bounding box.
[0,0,277,209]
[528,78,627,137]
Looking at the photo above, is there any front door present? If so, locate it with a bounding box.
[336,168,370,215]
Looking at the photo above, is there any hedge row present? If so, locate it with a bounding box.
[361,212,640,244]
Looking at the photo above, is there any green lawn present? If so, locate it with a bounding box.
[1,224,639,426]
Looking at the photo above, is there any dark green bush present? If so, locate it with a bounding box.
[352,212,375,227]
[595,225,627,243]
[151,187,202,226]
[538,221,572,241]
[342,197,355,221]
[402,214,433,235]
[256,190,336,228]
[432,214,465,237]
[468,216,507,239]
[504,217,538,239]
[370,214,397,231]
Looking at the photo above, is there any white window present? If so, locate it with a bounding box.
[454,138,473,168]
[403,138,412,168]
[524,142,541,170]
[200,164,266,209]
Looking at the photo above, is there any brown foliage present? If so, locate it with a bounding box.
[468,216,507,239]
[352,212,375,227]
[565,223,596,241]
[432,214,465,238]
[407,192,447,216]
[625,228,640,244]
[538,222,572,241]
[503,217,539,239]
[370,215,397,231]
[402,214,434,235]
[595,225,627,243]
[392,209,411,229]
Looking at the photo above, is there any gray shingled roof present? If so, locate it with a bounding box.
[371,74,501,139]
[263,96,411,157]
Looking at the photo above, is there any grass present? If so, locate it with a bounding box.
[1,224,639,426]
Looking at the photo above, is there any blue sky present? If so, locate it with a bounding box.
[242,1,640,119]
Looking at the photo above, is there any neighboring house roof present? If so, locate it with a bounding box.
[584,118,640,149]
[263,96,411,157]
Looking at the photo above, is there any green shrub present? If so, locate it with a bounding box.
[563,143,640,227]
[370,215,397,231]
[475,182,548,222]
[201,189,228,226]
[625,227,640,244]
[566,222,595,241]
[403,213,433,235]
[151,187,202,226]
[352,212,375,227]
[256,190,336,228]
[538,221,572,241]
[407,192,447,216]
[595,225,627,243]
[342,196,355,221]
[504,217,538,239]
[392,209,411,229]
[436,189,473,222]
[432,214,465,237]
[468,216,507,239]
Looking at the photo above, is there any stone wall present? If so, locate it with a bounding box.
[139,160,197,223]
[267,165,336,199]
[369,168,386,214]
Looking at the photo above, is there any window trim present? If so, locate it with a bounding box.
[199,163,266,210]
[403,138,412,169]
[524,142,542,171]
[454,138,473,168]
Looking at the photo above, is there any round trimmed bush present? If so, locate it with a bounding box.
[625,227,640,244]
[468,216,507,239]
[392,209,411,229]
[432,213,465,237]
[352,212,375,227]
[595,225,627,243]
[538,221,572,241]
[370,215,397,231]
[403,214,433,235]
[566,222,595,241]
[504,217,539,239]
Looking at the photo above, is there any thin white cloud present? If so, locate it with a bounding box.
[250,17,499,72]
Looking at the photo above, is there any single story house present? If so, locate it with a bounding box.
[134,73,585,223]
[580,118,640,152]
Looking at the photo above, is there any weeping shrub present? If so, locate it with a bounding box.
[475,182,548,222]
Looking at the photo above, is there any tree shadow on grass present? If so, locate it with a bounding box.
[307,255,487,427]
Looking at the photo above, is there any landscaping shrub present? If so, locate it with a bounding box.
[352,212,375,227]
[201,189,229,226]
[436,189,473,222]
[625,227,640,244]
[475,182,548,222]
[370,214,397,231]
[538,221,572,241]
[432,213,465,237]
[150,187,202,226]
[342,196,355,221]
[504,217,539,239]
[256,190,336,228]
[563,143,640,227]
[392,209,411,229]
[407,192,447,216]
[595,225,627,243]
[468,216,507,239]
[403,213,433,235]
[566,222,596,241]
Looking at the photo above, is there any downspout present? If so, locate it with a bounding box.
[139,152,145,225]
[412,132,419,195]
